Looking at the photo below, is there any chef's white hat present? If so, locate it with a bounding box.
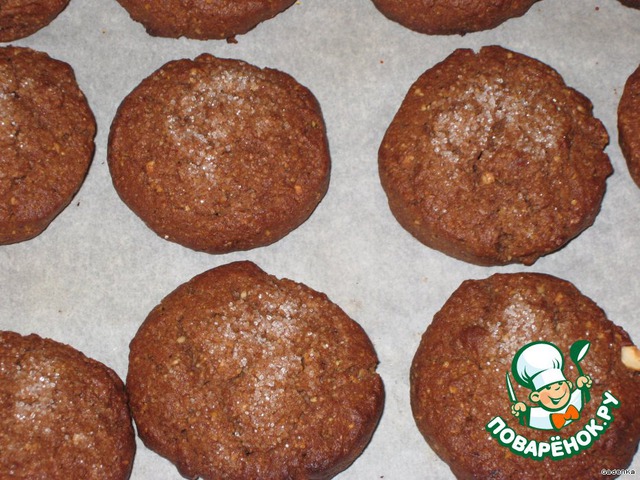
[512,341,567,391]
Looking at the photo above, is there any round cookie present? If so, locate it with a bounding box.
[618,64,640,187]
[126,261,384,480]
[0,0,69,42]
[115,0,296,40]
[370,0,540,35]
[0,46,96,245]
[0,331,136,479]
[108,54,330,254]
[378,46,612,266]
[410,272,640,479]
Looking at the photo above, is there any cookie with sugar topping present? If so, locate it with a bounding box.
[0,331,135,479]
[411,272,640,479]
[0,0,70,41]
[0,46,95,245]
[115,0,296,40]
[618,64,640,187]
[126,261,384,480]
[108,54,330,254]
[370,0,540,35]
[378,46,612,266]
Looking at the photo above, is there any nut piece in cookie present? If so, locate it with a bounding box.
[379,46,611,266]
[126,261,384,480]
[0,46,96,245]
[410,273,640,479]
[108,54,330,254]
[622,346,640,371]
[0,331,136,479]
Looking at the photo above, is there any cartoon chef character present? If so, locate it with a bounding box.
[509,341,593,431]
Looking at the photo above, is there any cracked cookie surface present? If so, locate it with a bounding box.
[108,54,330,254]
[379,46,611,266]
[410,272,640,479]
[126,261,384,480]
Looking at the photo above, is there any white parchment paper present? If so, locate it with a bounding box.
[1,0,639,478]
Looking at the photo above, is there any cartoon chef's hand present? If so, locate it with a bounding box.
[576,375,592,390]
[511,402,527,417]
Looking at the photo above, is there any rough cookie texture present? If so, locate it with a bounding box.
[0,0,69,42]
[127,261,384,480]
[0,46,96,245]
[370,0,540,35]
[379,46,612,266]
[115,0,296,40]
[108,54,330,254]
[618,64,640,187]
[411,273,640,479]
[0,331,136,479]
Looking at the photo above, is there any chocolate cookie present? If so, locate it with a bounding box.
[0,46,96,245]
[115,0,296,40]
[619,0,640,9]
[378,46,612,266]
[108,54,330,254]
[370,0,540,35]
[0,331,135,479]
[126,261,384,480]
[410,273,640,479]
[0,0,69,42]
[618,64,640,187]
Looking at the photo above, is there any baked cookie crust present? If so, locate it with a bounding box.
[0,0,69,41]
[619,0,640,9]
[411,273,640,479]
[370,0,540,35]
[0,46,95,245]
[379,46,612,266]
[108,54,330,254]
[115,0,296,40]
[618,64,640,187]
[0,331,136,479]
[126,261,384,480]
